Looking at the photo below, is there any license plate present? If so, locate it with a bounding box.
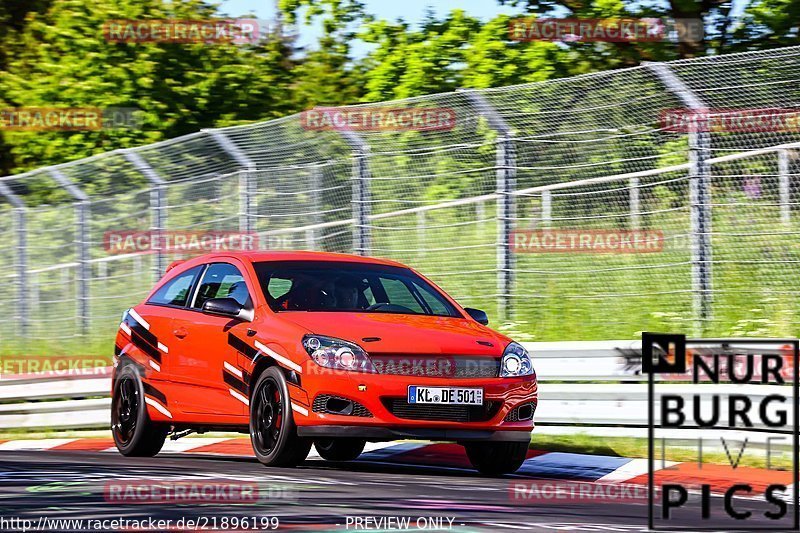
[407,386,483,405]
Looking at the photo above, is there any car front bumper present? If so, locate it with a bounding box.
[290,365,538,439]
[296,425,532,442]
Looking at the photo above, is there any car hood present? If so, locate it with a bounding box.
[277,312,509,355]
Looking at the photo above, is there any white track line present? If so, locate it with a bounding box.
[597,457,678,483]
[0,439,77,451]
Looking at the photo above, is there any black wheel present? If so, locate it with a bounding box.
[314,438,366,461]
[111,364,168,457]
[250,366,311,467]
[464,441,529,476]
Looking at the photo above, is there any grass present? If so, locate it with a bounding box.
[3,179,800,356]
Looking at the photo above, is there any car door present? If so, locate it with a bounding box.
[168,260,254,417]
[131,264,206,391]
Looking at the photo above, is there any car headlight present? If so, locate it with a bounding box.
[302,335,375,373]
[500,342,535,377]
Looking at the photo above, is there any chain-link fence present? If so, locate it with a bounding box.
[1,46,799,351]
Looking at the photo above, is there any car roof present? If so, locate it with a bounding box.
[187,250,408,268]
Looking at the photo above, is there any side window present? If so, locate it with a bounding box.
[414,282,451,315]
[192,263,250,309]
[363,284,377,306]
[147,266,203,307]
[380,278,425,313]
[267,276,293,300]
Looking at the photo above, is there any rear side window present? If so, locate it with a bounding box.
[148,266,203,307]
[192,263,249,309]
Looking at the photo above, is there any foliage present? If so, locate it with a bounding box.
[0,0,298,177]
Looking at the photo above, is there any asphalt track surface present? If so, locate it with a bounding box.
[0,448,793,532]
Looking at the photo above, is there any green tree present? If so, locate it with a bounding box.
[279,0,365,107]
[501,0,800,59]
[0,0,299,178]
[359,10,568,100]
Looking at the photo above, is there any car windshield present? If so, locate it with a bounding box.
[254,261,460,317]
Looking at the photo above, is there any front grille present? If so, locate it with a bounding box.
[371,355,500,378]
[383,398,500,422]
[312,394,373,417]
[504,401,537,422]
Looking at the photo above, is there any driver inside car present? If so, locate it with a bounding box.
[331,275,362,309]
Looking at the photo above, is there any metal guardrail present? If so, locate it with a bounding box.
[0,341,792,444]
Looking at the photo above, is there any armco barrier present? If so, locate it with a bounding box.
[0,340,792,445]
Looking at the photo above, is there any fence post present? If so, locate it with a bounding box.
[647,62,712,335]
[629,178,641,230]
[206,130,256,240]
[779,149,791,227]
[341,131,371,255]
[541,190,552,228]
[307,164,324,250]
[238,170,254,235]
[417,211,426,256]
[49,169,91,336]
[123,151,167,279]
[461,89,516,322]
[0,182,28,337]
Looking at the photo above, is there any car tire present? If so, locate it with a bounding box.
[464,441,529,475]
[314,438,367,461]
[250,366,312,467]
[111,364,169,457]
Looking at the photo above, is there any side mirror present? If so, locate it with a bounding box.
[464,307,489,326]
[202,297,245,319]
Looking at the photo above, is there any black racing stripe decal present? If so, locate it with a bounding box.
[118,356,145,375]
[143,382,167,405]
[131,330,161,362]
[125,315,158,348]
[223,370,248,395]
[242,369,251,385]
[114,344,123,356]
[124,315,161,363]
[228,333,259,361]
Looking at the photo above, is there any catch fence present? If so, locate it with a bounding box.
[1,46,799,349]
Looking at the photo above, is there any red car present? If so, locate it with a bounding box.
[111,251,538,474]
